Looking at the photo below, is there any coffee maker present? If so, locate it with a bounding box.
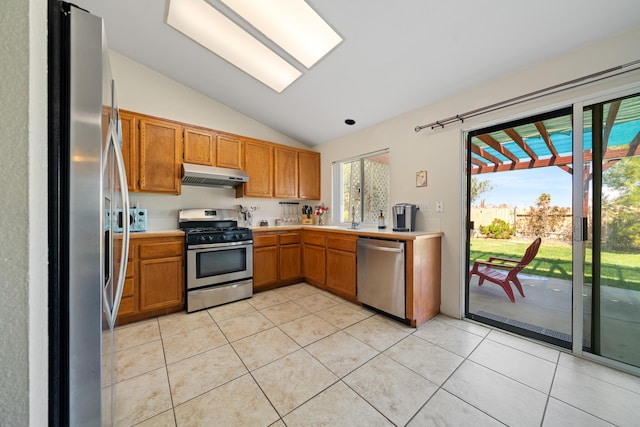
[392,203,419,231]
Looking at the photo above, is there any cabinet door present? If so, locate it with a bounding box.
[241,140,273,197]
[216,133,243,169]
[326,249,357,301]
[303,244,325,287]
[253,245,278,290]
[138,117,182,194]
[298,151,321,200]
[119,111,138,192]
[184,126,215,166]
[279,244,301,282]
[274,147,298,198]
[139,256,184,312]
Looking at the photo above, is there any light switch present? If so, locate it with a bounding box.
[436,201,444,212]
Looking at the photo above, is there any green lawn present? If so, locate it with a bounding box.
[469,238,640,291]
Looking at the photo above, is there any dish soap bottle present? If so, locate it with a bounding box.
[378,210,386,229]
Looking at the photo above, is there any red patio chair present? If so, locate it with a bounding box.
[469,237,542,302]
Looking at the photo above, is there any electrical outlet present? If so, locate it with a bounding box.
[436,201,444,213]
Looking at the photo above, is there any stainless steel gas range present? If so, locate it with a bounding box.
[179,208,253,312]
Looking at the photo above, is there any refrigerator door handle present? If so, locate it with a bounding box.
[102,119,130,328]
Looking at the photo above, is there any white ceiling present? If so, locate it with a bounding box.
[73,0,640,146]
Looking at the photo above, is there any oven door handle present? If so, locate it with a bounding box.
[188,240,253,250]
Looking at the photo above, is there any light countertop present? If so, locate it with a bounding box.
[127,230,184,238]
[251,224,443,240]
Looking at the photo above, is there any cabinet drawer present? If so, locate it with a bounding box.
[115,241,134,261]
[279,232,301,245]
[254,234,278,247]
[326,235,357,252]
[122,277,134,297]
[139,240,183,259]
[303,231,325,246]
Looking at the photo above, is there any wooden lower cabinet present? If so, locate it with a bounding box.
[405,236,442,327]
[253,231,302,291]
[139,256,183,312]
[116,235,185,325]
[252,228,442,327]
[325,234,358,302]
[302,245,325,288]
[253,245,279,290]
[279,243,302,282]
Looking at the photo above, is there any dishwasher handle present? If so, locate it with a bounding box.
[357,243,404,253]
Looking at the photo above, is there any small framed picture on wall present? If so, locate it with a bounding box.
[416,171,427,187]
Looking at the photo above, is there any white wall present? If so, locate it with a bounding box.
[318,25,640,318]
[110,52,323,229]
[0,0,48,425]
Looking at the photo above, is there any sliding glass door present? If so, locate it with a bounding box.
[465,108,575,349]
[583,93,640,368]
[465,91,640,370]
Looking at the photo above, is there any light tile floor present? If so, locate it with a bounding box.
[110,282,640,427]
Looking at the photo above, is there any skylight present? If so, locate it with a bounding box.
[167,0,341,93]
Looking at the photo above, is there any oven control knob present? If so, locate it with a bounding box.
[208,235,216,241]
[199,236,206,242]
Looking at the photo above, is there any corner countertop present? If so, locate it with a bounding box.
[251,224,443,241]
[127,230,185,239]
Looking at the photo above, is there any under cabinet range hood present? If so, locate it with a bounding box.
[182,163,249,188]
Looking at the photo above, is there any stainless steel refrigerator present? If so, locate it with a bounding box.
[48,2,130,425]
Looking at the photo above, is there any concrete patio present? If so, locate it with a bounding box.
[469,273,640,367]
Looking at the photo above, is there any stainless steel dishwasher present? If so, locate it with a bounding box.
[357,238,405,318]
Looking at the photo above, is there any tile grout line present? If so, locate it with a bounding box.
[156,316,179,427]
[538,351,561,427]
[119,284,636,426]
[402,325,507,427]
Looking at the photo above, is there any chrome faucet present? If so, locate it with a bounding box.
[351,206,360,230]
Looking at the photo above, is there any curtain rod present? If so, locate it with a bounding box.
[414,59,640,132]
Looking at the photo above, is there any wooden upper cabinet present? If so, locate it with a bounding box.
[239,139,273,198]
[138,117,182,194]
[216,133,243,170]
[183,126,215,166]
[298,151,321,200]
[119,111,138,192]
[274,146,298,199]
[113,109,320,198]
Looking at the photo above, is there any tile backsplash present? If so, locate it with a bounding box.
[132,186,318,230]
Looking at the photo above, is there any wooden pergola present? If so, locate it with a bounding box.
[470,99,640,177]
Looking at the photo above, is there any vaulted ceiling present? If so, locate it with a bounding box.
[73,0,640,146]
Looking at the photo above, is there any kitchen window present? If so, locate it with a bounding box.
[332,149,390,224]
